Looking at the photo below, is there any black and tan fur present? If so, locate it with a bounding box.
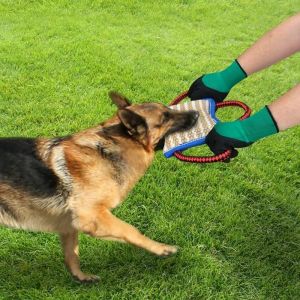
[0,92,198,282]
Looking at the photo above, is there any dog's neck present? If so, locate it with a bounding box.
[98,118,155,196]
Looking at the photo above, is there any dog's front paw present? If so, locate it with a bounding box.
[73,272,100,284]
[154,243,178,257]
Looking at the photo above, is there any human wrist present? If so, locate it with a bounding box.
[238,106,279,142]
[215,106,279,143]
[202,59,247,93]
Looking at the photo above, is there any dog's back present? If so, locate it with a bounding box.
[0,137,72,231]
[0,138,59,197]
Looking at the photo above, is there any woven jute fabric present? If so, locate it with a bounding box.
[163,100,217,156]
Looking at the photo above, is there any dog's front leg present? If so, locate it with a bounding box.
[81,207,178,257]
[60,230,99,283]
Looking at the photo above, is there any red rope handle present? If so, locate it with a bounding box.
[169,91,252,163]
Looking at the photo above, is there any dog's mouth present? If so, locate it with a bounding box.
[155,110,199,151]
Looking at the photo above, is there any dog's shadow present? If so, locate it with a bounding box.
[0,185,298,296]
[0,231,179,291]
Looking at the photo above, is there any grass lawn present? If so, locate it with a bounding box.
[0,0,299,299]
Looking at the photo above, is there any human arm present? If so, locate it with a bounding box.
[188,13,300,102]
[206,84,300,156]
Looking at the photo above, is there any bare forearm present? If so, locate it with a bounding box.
[268,84,300,131]
[188,13,300,104]
[238,13,300,75]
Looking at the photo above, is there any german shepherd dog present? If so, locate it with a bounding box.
[0,92,198,282]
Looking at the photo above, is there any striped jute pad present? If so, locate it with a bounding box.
[163,99,219,158]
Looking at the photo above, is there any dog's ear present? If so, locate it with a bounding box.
[118,109,147,136]
[109,91,131,109]
[117,109,150,149]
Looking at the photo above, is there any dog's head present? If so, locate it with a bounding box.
[109,91,199,151]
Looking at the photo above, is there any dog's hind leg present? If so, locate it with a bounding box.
[81,207,178,257]
[60,230,99,283]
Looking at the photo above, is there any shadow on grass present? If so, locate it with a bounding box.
[0,233,179,292]
[0,185,298,299]
[225,186,299,298]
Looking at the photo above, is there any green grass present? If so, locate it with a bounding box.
[0,0,300,299]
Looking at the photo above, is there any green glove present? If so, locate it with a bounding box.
[206,106,279,157]
[188,60,247,102]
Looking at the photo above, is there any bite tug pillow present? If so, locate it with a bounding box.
[163,99,219,158]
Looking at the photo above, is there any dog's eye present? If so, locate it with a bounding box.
[155,111,172,128]
[163,111,171,122]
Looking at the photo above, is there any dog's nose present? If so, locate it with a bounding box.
[191,111,199,123]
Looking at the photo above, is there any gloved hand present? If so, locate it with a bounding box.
[188,59,247,102]
[206,106,279,159]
